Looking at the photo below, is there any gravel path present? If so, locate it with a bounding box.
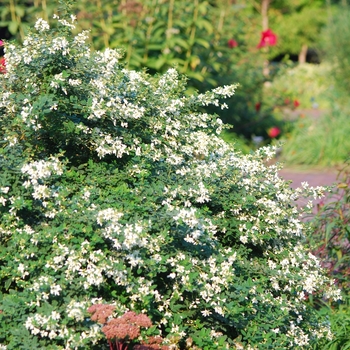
[279,168,339,189]
[279,167,340,214]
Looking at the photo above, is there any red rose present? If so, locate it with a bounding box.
[228,39,238,48]
[267,126,281,138]
[257,29,277,49]
[255,102,261,112]
[293,100,300,108]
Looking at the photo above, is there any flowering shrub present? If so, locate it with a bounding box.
[0,8,342,350]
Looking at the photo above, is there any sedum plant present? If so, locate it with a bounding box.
[0,7,342,350]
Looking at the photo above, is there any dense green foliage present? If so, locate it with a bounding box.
[0,0,337,143]
[0,8,343,349]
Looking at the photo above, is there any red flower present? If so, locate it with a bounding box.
[255,102,261,112]
[267,126,281,138]
[228,39,238,48]
[293,99,300,108]
[0,40,3,46]
[0,57,5,74]
[257,29,277,49]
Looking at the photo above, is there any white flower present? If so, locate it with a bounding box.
[66,300,86,321]
[18,263,29,278]
[51,311,61,320]
[50,284,62,296]
[50,37,70,55]
[34,18,50,32]
[82,191,91,200]
[0,187,9,194]
[240,235,248,244]
[201,309,211,317]
[68,79,81,86]
[0,197,6,206]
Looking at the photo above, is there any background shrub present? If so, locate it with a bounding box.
[279,3,350,167]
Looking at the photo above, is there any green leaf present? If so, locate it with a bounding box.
[4,278,12,290]
[196,18,213,34]
[8,21,19,35]
[195,37,210,49]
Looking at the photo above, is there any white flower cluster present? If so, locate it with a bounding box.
[97,209,148,250]
[25,310,61,339]
[0,187,9,207]
[21,158,63,183]
[66,300,89,322]
[194,84,238,108]
[34,18,50,32]
[21,158,64,202]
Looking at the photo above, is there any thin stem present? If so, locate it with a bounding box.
[108,340,114,350]
[116,340,128,350]
[261,0,270,76]
[97,0,110,47]
[125,40,133,67]
[217,8,225,37]
[166,0,174,41]
[9,0,24,40]
[261,0,270,31]
[143,0,159,63]
[183,0,199,73]
[42,0,48,20]
[9,0,16,23]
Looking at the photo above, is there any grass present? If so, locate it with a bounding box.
[280,106,350,167]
